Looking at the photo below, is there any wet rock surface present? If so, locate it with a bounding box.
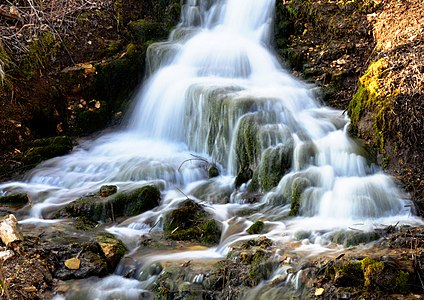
[0,218,127,299]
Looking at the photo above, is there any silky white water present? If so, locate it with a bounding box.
[1,0,422,298]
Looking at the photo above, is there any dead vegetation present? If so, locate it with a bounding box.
[368,0,424,210]
[0,0,113,57]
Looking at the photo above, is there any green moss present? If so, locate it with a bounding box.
[288,177,310,216]
[60,196,105,221]
[331,230,381,247]
[59,185,160,222]
[76,12,91,25]
[247,250,274,285]
[23,136,73,166]
[334,261,364,287]
[111,185,160,217]
[258,143,293,192]
[200,220,221,245]
[163,200,221,245]
[395,270,409,293]
[75,216,98,231]
[348,58,395,152]
[128,19,168,44]
[104,40,124,57]
[113,0,123,29]
[361,257,385,288]
[381,156,390,169]
[96,232,128,258]
[208,164,220,178]
[247,221,264,235]
[99,185,118,197]
[246,172,260,192]
[0,192,28,205]
[361,257,410,293]
[20,31,61,79]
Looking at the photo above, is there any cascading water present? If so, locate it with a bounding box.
[0,0,422,298]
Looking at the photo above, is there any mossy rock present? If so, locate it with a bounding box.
[331,230,381,247]
[248,252,276,286]
[23,136,73,166]
[208,164,220,178]
[54,241,109,280]
[247,220,264,235]
[234,167,253,189]
[258,142,293,192]
[74,216,99,231]
[326,256,410,294]
[99,185,118,197]
[348,58,393,151]
[128,19,168,44]
[58,196,106,221]
[58,185,161,222]
[0,192,29,208]
[288,177,311,216]
[361,257,410,293]
[333,261,364,287]
[111,185,161,217]
[163,199,221,245]
[96,232,128,270]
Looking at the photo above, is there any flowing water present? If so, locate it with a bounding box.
[1,0,422,298]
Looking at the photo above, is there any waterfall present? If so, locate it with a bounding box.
[2,0,422,298]
[0,0,421,271]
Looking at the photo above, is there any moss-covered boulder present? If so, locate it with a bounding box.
[324,256,412,296]
[128,19,168,45]
[163,199,221,245]
[331,230,381,247]
[258,142,293,192]
[288,177,311,216]
[361,257,410,293]
[22,136,73,166]
[57,185,161,222]
[0,192,29,208]
[348,58,390,150]
[246,220,264,235]
[112,185,161,217]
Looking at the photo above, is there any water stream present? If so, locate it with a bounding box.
[0,0,422,298]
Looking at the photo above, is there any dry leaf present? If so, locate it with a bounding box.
[315,288,324,296]
[64,257,81,270]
